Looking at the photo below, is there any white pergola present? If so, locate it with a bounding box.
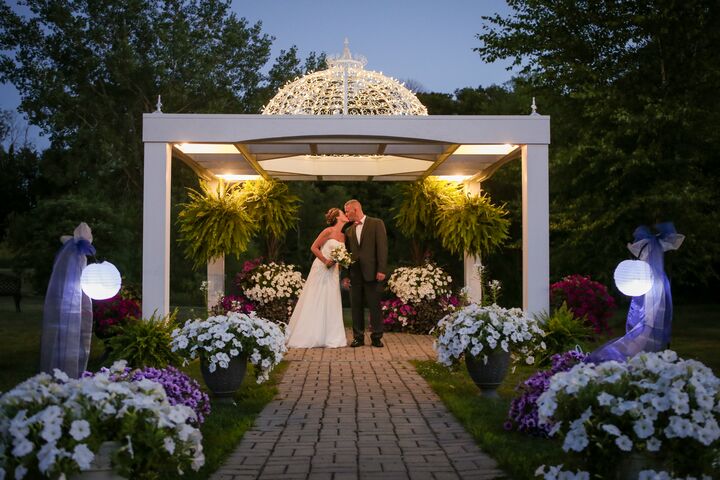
[142,112,550,317]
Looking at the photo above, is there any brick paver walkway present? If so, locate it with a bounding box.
[211,331,505,480]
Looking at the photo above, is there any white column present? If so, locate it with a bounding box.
[521,144,550,316]
[206,256,225,310]
[463,180,483,303]
[142,142,172,318]
[204,180,225,310]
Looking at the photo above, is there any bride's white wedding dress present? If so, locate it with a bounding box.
[286,238,347,348]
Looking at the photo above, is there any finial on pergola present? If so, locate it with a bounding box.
[154,95,163,114]
[530,97,539,116]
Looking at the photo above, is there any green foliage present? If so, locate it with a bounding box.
[0,0,323,291]
[476,0,720,290]
[5,193,135,291]
[535,303,593,366]
[395,178,510,261]
[177,180,257,269]
[436,192,510,257]
[105,311,181,369]
[239,178,301,259]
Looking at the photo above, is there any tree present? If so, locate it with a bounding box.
[0,0,323,290]
[476,0,720,291]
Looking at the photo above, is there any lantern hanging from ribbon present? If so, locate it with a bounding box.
[81,261,121,300]
[614,259,653,297]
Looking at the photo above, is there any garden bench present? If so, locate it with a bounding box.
[0,272,21,312]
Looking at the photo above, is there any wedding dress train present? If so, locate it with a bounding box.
[286,239,347,348]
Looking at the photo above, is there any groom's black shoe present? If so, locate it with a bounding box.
[350,338,365,347]
[371,338,384,348]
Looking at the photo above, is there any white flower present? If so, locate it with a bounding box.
[614,435,633,451]
[72,444,94,470]
[646,437,661,451]
[13,465,27,480]
[12,439,33,457]
[69,420,91,441]
[633,419,654,439]
[163,436,176,455]
[601,424,621,436]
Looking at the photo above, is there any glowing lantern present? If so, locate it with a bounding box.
[81,261,121,300]
[614,260,653,297]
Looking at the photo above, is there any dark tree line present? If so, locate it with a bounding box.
[2,0,718,306]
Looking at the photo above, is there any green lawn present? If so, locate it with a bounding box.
[415,303,720,479]
[0,296,285,479]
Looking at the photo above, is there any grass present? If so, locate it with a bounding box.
[0,296,286,479]
[414,303,720,479]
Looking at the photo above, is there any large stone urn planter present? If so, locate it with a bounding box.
[69,441,126,480]
[465,350,511,398]
[200,355,248,400]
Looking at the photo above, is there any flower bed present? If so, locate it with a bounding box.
[537,350,720,477]
[235,259,304,323]
[211,294,256,316]
[505,350,588,435]
[92,291,141,339]
[550,274,616,334]
[171,311,287,383]
[434,303,546,367]
[383,262,461,333]
[0,362,204,478]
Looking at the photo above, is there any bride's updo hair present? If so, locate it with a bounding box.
[325,208,341,226]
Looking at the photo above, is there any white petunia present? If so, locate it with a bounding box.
[69,419,91,441]
[614,435,633,452]
[72,444,95,470]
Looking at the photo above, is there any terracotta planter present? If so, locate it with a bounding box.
[200,355,248,400]
[69,441,126,480]
[465,350,511,398]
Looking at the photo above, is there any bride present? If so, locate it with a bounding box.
[286,208,349,348]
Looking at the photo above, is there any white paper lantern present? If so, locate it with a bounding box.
[81,261,122,300]
[614,260,653,297]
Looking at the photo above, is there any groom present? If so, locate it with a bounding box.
[342,199,388,348]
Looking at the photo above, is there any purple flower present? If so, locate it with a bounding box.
[505,350,588,436]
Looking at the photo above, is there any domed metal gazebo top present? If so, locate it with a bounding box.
[262,39,428,116]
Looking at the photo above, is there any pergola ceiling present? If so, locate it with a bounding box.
[174,136,520,182]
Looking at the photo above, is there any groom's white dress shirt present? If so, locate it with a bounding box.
[356,215,366,243]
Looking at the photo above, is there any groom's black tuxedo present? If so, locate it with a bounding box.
[345,216,388,342]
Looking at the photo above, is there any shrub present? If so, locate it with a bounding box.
[105,312,181,368]
[92,290,141,339]
[550,274,616,334]
[505,350,588,436]
[535,303,594,366]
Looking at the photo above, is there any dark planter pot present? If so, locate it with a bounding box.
[200,355,247,400]
[465,349,511,398]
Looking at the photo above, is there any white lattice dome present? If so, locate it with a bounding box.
[262,40,427,116]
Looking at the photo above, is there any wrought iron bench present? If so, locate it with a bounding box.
[0,272,21,312]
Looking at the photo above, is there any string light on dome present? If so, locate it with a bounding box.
[262,39,427,116]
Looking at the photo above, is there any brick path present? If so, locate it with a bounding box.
[211,331,505,480]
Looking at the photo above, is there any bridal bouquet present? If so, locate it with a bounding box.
[171,311,287,383]
[433,303,546,367]
[536,350,720,477]
[0,362,204,479]
[330,244,353,268]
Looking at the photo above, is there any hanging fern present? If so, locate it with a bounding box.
[435,192,510,257]
[239,178,301,259]
[177,180,257,269]
[394,178,463,241]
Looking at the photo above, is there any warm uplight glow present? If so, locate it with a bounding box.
[455,144,518,155]
[175,143,239,154]
[216,174,261,182]
[434,175,471,182]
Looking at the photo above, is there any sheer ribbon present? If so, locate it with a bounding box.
[588,223,684,363]
[40,223,96,378]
